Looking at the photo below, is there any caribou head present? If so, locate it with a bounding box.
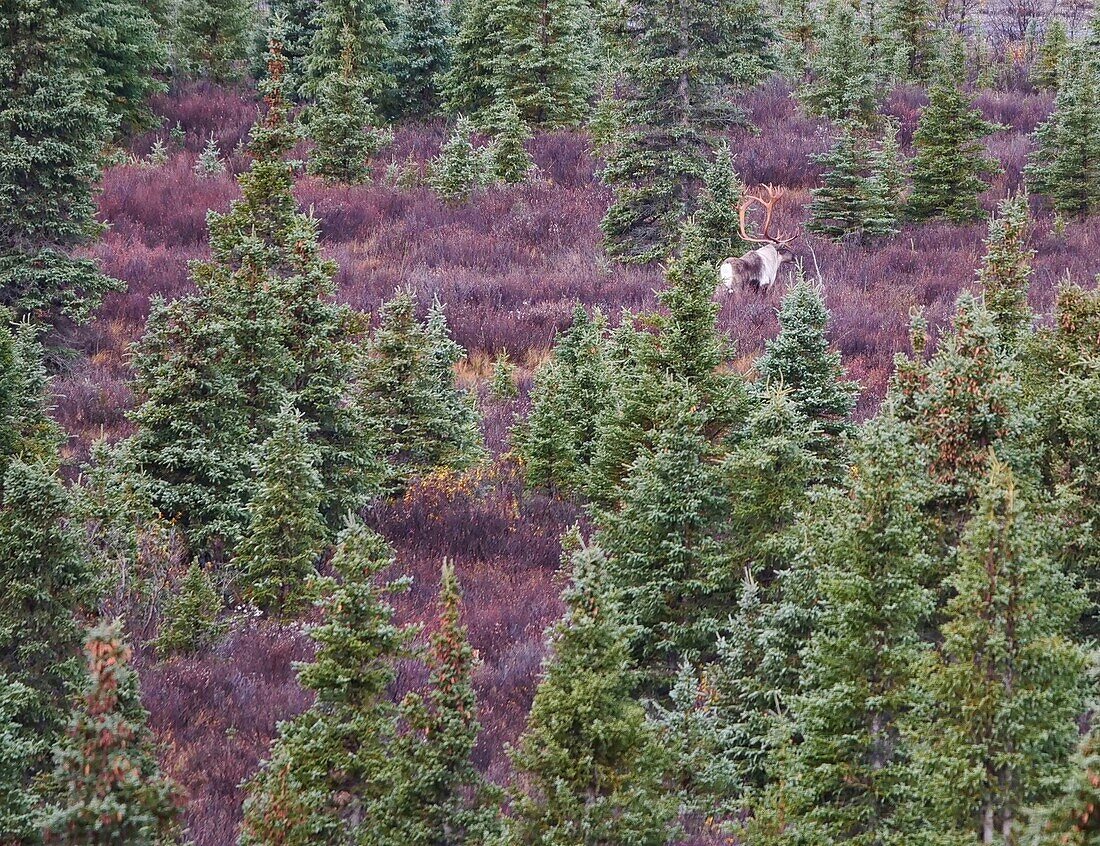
[717,184,796,294]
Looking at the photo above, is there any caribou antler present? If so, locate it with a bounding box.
[737,184,796,246]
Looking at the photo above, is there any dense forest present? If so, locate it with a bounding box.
[3,0,1100,843]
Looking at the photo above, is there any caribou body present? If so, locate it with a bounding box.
[717,184,796,294]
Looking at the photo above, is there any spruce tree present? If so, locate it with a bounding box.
[267,0,322,94]
[0,676,42,844]
[977,193,1034,348]
[85,0,167,134]
[505,542,678,845]
[152,560,226,657]
[754,277,858,477]
[442,0,498,118]
[239,521,413,845]
[696,141,749,265]
[910,460,1086,844]
[394,0,452,118]
[1033,18,1068,89]
[1026,48,1100,216]
[429,116,490,202]
[307,27,393,184]
[807,126,877,241]
[799,0,881,126]
[514,306,611,496]
[908,44,1001,222]
[127,38,380,555]
[600,0,774,262]
[41,621,181,846]
[302,0,399,110]
[1027,729,1100,845]
[233,405,328,616]
[754,416,936,846]
[886,0,934,80]
[356,290,483,492]
[173,0,254,81]
[596,379,732,687]
[0,0,119,327]
[370,562,500,844]
[489,99,535,184]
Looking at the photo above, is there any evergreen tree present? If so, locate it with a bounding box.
[127,39,380,555]
[238,521,413,845]
[1023,284,1100,638]
[754,277,858,477]
[489,99,534,184]
[867,117,907,227]
[267,0,322,94]
[696,141,749,265]
[442,0,498,118]
[85,0,167,134]
[910,460,1086,844]
[1033,18,1068,89]
[356,290,484,493]
[429,116,491,202]
[807,126,878,241]
[514,306,611,496]
[0,676,43,844]
[799,0,881,126]
[173,0,254,81]
[152,560,226,657]
[1026,48,1100,216]
[394,0,452,118]
[754,416,936,846]
[505,542,678,845]
[600,0,774,263]
[908,45,1001,222]
[596,379,732,686]
[233,405,328,616]
[371,562,500,844]
[1027,729,1100,845]
[41,621,181,846]
[307,27,393,184]
[0,0,119,327]
[489,350,518,400]
[302,0,399,110]
[490,0,595,126]
[194,134,225,177]
[886,0,934,80]
[976,193,1034,348]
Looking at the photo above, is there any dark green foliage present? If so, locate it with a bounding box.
[505,542,678,845]
[1027,729,1100,845]
[42,621,181,846]
[489,99,534,184]
[515,306,611,496]
[908,46,1001,222]
[152,561,225,657]
[886,0,934,80]
[429,116,490,202]
[127,44,380,555]
[1026,48,1100,216]
[808,127,894,241]
[753,416,936,846]
[600,0,774,263]
[799,0,880,126]
[302,0,399,109]
[910,459,1086,843]
[0,0,119,326]
[238,521,413,845]
[489,351,518,400]
[85,0,167,134]
[394,0,452,118]
[696,141,748,264]
[173,0,254,81]
[1034,19,1068,89]
[307,27,393,184]
[371,562,500,844]
[597,380,731,685]
[356,291,484,493]
[976,193,1034,348]
[267,0,322,94]
[0,311,63,472]
[233,406,327,616]
[0,676,43,844]
[444,0,593,126]
[754,277,857,476]
[1023,285,1100,638]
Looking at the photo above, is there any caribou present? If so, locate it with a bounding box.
[717,184,796,295]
